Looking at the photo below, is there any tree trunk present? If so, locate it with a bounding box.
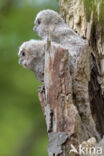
[38,1,104,155]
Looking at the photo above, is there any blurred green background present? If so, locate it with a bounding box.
[0,0,58,155]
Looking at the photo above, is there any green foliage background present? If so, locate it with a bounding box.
[0,0,58,155]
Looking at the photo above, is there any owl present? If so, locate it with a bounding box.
[18,39,45,82]
[33,9,87,57]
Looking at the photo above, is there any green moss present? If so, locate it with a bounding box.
[84,0,104,23]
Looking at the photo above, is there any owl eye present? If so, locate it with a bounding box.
[22,52,26,56]
[37,19,41,25]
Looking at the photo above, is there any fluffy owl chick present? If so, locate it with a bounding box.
[33,9,86,57]
[18,40,45,82]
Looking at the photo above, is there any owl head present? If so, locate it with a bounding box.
[33,9,64,39]
[18,39,45,82]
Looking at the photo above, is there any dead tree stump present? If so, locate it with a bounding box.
[38,41,102,156]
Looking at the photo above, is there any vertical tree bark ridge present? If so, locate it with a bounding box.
[73,45,100,141]
[58,0,87,37]
[43,43,83,137]
[89,53,104,137]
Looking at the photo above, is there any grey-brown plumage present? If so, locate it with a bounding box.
[33,9,87,60]
[18,40,45,82]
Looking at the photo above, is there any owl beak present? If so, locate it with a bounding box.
[33,25,37,32]
[19,58,23,65]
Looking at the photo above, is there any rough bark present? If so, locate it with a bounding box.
[37,0,104,156]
